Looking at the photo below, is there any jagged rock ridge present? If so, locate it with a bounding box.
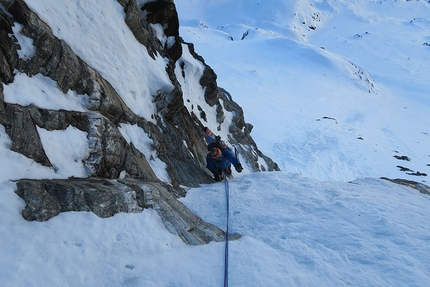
[0,0,279,244]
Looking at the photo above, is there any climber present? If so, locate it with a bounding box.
[206,142,243,181]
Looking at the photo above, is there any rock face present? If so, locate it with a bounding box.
[381,177,430,196]
[0,0,279,244]
[15,178,240,245]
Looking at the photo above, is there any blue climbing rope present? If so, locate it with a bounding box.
[223,174,230,287]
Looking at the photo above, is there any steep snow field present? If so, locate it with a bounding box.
[1,0,429,286]
[176,0,430,182]
[2,173,429,286]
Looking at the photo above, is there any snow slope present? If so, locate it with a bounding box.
[1,0,430,286]
[1,173,429,286]
[176,0,430,182]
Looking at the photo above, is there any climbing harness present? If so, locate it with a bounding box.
[223,173,230,287]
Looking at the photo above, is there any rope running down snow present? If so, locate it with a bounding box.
[223,175,230,287]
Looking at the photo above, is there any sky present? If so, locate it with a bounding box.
[1,0,430,286]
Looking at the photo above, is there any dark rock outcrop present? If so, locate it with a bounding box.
[15,178,240,244]
[381,177,430,196]
[142,0,182,61]
[0,84,6,124]
[4,103,52,166]
[0,6,15,83]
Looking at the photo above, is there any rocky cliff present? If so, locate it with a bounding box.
[0,0,278,244]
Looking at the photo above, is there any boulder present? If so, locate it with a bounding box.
[15,178,240,245]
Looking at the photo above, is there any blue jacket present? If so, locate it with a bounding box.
[206,148,239,175]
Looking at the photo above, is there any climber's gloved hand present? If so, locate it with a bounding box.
[235,164,243,173]
[214,173,223,181]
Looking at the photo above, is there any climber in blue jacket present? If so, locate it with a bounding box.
[206,144,242,181]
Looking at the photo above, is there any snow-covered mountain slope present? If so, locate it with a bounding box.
[1,172,429,286]
[176,0,430,182]
[1,1,430,286]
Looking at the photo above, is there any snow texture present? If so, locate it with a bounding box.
[1,0,429,286]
